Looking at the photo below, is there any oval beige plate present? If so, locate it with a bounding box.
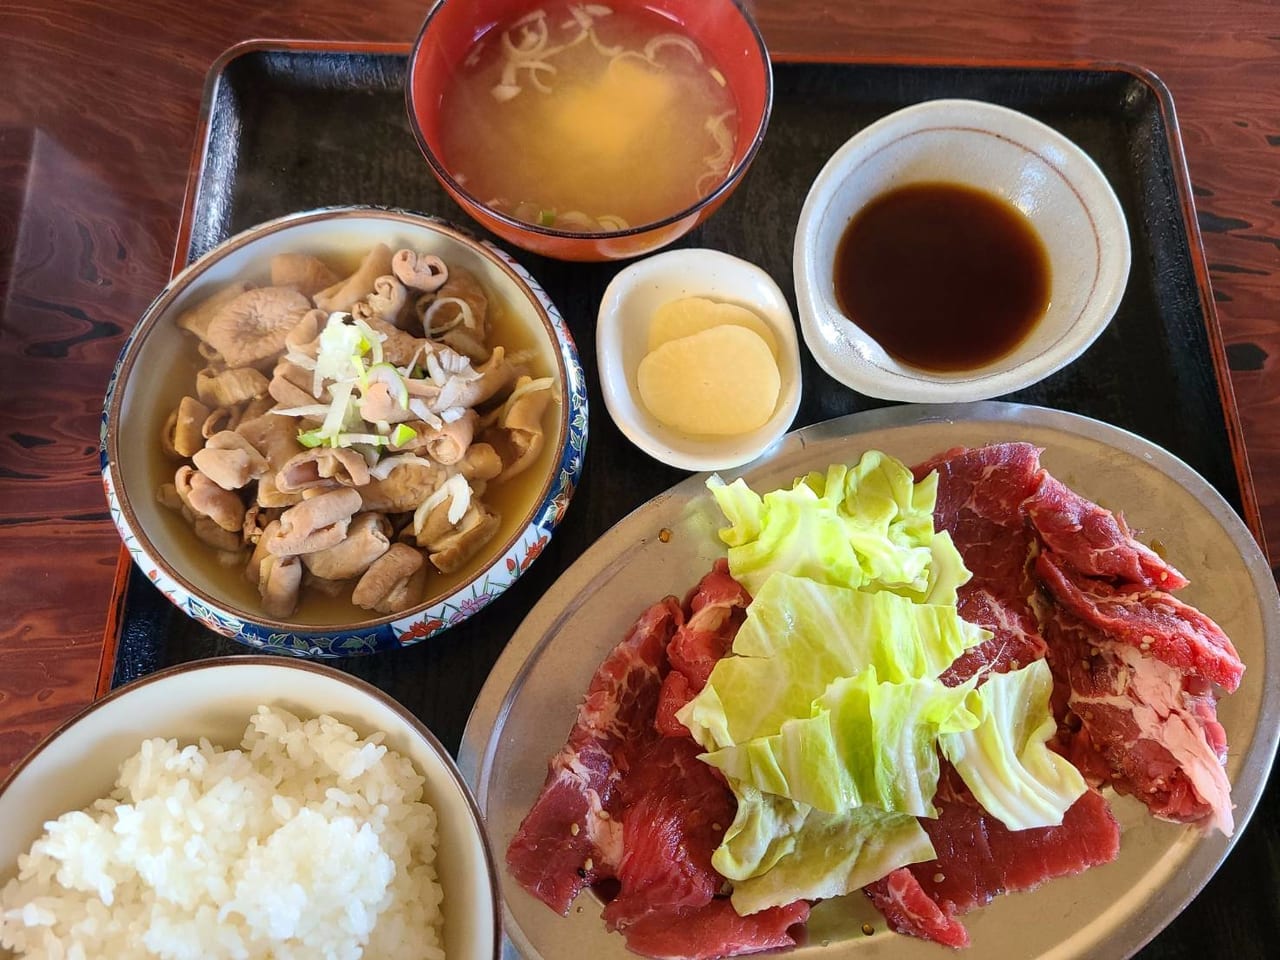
[459,402,1279,960]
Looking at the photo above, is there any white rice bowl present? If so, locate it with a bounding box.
[1,707,445,960]
[1,665,494,960]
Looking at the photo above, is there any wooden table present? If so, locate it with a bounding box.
[1,0,1276,954]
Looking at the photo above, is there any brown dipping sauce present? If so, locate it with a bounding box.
[833,182,1051,372]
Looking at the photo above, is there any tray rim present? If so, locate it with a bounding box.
[95,40,1264,698]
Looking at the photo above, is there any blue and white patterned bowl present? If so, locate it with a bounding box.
[101,207,587,657]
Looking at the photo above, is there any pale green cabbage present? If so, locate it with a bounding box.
[700,669,981,816]
[678,575,987,753]
[940,659,1087,830]
[706,453,970,604]
[717,787,935,916]
[681,452,1090,917]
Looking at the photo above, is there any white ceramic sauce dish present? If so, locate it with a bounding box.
[794,98,1131,403]
[0,658,500,959]
[597,248,802,471]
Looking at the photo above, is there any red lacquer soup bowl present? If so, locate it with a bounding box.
[406,0,773,262]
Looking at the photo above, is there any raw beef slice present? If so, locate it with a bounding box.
[506,596,681,913]
[914,442,1049,682]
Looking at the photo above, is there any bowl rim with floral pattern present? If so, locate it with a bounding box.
[100,206,587,658]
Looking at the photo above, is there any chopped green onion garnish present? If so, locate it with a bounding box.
[297,429,326,448]
[390,423,417,447]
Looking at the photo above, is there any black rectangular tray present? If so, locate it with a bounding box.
[101,45,1268,958]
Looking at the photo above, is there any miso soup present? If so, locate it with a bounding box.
[438,3,739,232]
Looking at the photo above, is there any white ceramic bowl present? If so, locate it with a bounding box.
[597,248,802,471]
[0,658,499,959]
[794,98,1131,402]
[101,207,587,657]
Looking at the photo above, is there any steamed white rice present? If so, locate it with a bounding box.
[0,707,445,960]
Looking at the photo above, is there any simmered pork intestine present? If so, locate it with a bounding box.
[158,244,558,618]
[416,265,490,361]
[481,375,557,481]
[313,244,394,313]
[203,287,312,367]
[270,252,340,298]
[160,396,209,458]
[392,248,449,293]
[350,274,409,327]
[174,280,248,340]
[196,366,270,409]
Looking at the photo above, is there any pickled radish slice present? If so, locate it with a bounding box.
[637,325,780,435]
[648,297,780,358]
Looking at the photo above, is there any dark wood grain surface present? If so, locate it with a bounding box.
[1,1,1278,956]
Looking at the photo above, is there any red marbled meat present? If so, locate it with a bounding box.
[1024,472,1189,591]
[620,900,810,960]
[1039,589,1235,834]
[656,670,698,738]
[506,596,681,914]
[914,442,1049,683]
[866,769,1120,948]
[505,738,623,913]
[912,767,1120,914]
[667,559,751,689]
[915,444,1238,831]
[509,566,802,960]
[869,442,1238,947]
[658,560,750,738]
[515,443,1243,955]
[1035,550,1243,692]
[603,737,736,930]
[865,868,970,949]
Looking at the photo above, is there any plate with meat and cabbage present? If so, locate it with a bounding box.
[458,402,1279,960]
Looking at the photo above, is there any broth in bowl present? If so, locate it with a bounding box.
[150,242,559,625]
[102,208,585,656]
[437,3,738,233]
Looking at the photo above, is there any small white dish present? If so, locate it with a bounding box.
[794,98,1131,403]
[597,248,802,471]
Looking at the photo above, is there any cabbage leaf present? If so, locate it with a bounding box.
[686,452,1087,919]
[678,574,989,752]
[717,786,936,916]
[940,659,1088,830]
[707,452,970,604]
[700,669,979,817]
